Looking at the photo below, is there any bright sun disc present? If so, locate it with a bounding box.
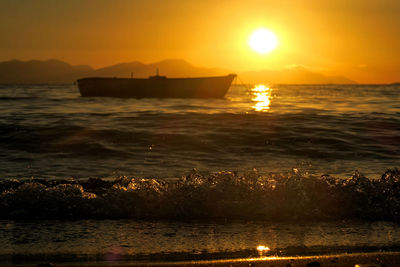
[249,28,278,54]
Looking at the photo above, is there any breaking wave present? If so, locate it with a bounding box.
[1,169,400,221]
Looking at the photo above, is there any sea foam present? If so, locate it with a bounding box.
[1,169,399,221]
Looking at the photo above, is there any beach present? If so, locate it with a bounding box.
[1,219,400,266]
[1,252,399,266]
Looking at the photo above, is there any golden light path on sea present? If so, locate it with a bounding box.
[251,84,272,112]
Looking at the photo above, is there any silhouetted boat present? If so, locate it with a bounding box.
[77,73,236,98]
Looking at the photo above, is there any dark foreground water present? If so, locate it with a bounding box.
[0,83,399,263]
[1,219,400,264]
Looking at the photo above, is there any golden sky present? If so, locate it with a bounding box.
[0,0,399,83]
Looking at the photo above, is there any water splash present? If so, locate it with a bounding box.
[1,169,400,221]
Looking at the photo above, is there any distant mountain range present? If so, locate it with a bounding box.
[240,66,356,84]
[0,59,356,84]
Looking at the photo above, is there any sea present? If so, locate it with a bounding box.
[0,83,399,265]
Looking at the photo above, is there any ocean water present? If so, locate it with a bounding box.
[0,83,400,264]
[0,84,399,179]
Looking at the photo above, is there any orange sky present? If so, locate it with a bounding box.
[0,0,399,83]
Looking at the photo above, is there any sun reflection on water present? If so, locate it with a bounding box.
[251,85,272,112]
[257,245,270,256]
[257,245,270,252]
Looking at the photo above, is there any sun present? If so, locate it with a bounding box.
[249,28,278,54]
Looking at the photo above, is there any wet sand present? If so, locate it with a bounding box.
[179,252,399,266]
[20,252,399,266]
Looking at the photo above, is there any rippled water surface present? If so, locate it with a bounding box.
[0,84,399,179]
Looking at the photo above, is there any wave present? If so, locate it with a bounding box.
[1,169,400,221]
[1,111,399,158]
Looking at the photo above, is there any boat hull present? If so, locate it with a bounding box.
[77,74,236,98]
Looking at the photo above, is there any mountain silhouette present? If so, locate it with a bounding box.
[0,59,356,84]
[0,59,93,84]
[241,66,356,84]
[94,59,228,78]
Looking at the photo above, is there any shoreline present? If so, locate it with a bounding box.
[2,252,399,267]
